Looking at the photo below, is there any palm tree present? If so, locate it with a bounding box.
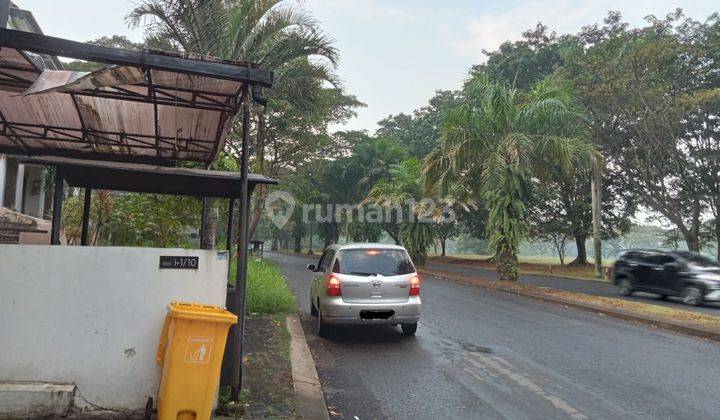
[364,158,434,263]
[423,75,596,280]
[128,0,341,244]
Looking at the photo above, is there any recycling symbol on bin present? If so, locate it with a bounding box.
[185,336,213,364]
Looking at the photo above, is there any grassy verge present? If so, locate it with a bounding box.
[430,254,614,281]
[218,316,295,419]
[220,258,297,418]
[230,258,296,315]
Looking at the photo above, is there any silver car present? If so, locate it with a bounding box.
[308,243,422,337]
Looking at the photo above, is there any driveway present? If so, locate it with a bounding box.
[426,261,720,314]
[269,252,720,419]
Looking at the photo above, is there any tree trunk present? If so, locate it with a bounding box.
[248,185,266,241]
[496,244,518,281]
[247,108,267,241]
[293,235,302,253]
[441,237,447,256]
[201,198,218,249]
[686,198,702,252]
[385,228,400,245]
[570,235,588,266]
[554,239,566,265]
[683,232,700,252]
[591,167,602,278]
[715,217,720,261]
[281,234,289,250]
[308,223,314,254]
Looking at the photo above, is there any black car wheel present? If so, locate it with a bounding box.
[317,306,333,338]
[681,286,703,306]
[401,323,418,336]
[618,278,634,296]
[310,297,318,316]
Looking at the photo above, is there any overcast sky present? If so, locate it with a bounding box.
[18,0,719,134]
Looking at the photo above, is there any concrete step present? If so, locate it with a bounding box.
[0,382,76,419]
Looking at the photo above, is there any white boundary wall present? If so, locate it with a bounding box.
[0,245,229,410]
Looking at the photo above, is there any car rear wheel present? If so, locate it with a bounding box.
[618,278,634,296]
[401,323,418,336]
[317,306,333,338]
[310,297,318,316]
[681,286,703,306]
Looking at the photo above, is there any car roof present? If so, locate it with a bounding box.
[326,242,407,251]
[619,248,670,255]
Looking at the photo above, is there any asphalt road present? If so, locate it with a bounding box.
[426,261,720,314]
[268,252,720,420]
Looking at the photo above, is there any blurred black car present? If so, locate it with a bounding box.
[613,249,720,306]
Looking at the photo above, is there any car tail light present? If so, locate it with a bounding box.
[409,275,420,296]
[326,274,342,296]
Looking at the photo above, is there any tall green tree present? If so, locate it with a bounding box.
[477,23,565,91]
[424,75,595,280]
[476,22,635,264]
[365,158,434,264]
[376,90,461,158]
[560,11,720,254]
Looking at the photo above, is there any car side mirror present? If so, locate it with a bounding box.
[307,264,316,272]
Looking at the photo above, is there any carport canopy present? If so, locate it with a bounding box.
[1,28,274,402]
[0,28,273,165]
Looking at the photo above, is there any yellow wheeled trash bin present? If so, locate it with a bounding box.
[156,302,238,420]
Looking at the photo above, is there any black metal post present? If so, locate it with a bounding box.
[0,28,274,87]
[231,95,251,401]
[80,188,91,246]
[50,168,63,245]
[226,198,235,283]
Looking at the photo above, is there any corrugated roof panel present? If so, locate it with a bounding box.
[0,40,259,164]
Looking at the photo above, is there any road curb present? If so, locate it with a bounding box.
[286,314,330,420]
[419,268,720,343]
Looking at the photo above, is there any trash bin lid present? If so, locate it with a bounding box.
[167,302,238,324]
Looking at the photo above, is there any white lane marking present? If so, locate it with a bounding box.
[466,353,588,420]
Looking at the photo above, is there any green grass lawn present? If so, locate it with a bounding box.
[230,258,297,315]
[430,253,617,281]
[437,253,615,265]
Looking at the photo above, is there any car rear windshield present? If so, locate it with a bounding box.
[335,249,416,276]
[676,252,720,268]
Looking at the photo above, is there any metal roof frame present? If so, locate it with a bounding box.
[0,28,273,165]
[0,28,273,86]
[22,155,277,198]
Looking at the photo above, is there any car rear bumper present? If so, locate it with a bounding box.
[321,296,421,325]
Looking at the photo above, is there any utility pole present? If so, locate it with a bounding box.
[591,166,602,279]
